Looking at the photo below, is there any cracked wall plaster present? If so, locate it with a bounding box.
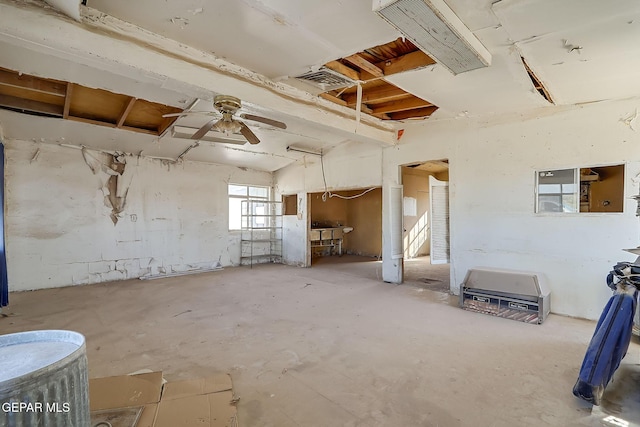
[81,147,132,224]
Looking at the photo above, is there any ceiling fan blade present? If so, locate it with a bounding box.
[240,113,287,129]
[162,111,214,118]
[191,119,218,140]
[239,122,261,145]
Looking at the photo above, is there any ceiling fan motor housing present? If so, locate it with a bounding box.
[214,95,242,114]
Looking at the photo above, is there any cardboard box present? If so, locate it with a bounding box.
[89,371,238,427]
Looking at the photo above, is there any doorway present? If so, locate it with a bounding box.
[401,160,450,292]
[308,187,382,277]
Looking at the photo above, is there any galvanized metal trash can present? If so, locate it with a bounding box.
[0,330,90,426]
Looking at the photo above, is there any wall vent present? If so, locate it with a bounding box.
[295,67,356,91]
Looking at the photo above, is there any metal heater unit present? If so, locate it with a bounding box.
[459,267,551,324]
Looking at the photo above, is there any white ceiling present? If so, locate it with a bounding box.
[1,0,640,171]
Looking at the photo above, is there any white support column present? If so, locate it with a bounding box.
[382,183,404,283]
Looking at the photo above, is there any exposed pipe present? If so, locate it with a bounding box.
[286,146,321,156]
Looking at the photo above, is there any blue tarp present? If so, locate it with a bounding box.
[0,142,7,307]
[572,285,636,405]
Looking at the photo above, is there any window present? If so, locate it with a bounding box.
[536,164,624,213]
[228,184,270,230]
[536,168,578,213]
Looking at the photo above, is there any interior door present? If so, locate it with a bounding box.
[429,176,450,264]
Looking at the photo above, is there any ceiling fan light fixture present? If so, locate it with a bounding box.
[214,118,243,135]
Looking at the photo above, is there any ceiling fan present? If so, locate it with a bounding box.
[163,95,287,144]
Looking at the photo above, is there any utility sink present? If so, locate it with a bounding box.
[310,227,342,240]
[310,225,352,241]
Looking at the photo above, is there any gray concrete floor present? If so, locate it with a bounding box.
[403,255,451,293]
[3,259,640,427]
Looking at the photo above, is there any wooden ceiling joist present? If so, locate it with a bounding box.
[117,97,137,128]
[342,85,410,107]
[63,83,73,119]
[0,83,64,107]
[68,115,117,129]
[344,54,384,78]
[319,92,348,106]
[372,97,433,115]
[0,68,66,96]
[374,50,436,76]
[324,61,360,82]
[0,93,63,116]
[372,112,391,120]
[389,106,438,120]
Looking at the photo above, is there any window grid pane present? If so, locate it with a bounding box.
[536,169,578,213]
[249,186,269,198]
[228,184,248,196]
[228,184,271,230]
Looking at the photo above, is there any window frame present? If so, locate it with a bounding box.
[535,164,625,214]
[228,184,270,230]
[535,168,579,213]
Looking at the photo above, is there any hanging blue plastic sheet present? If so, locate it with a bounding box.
[0,142,7,307]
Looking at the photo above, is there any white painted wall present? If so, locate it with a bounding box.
[385,99,640,320]
[4,139,272,291]
[275,140,383,195]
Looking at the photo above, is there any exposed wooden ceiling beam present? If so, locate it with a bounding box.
[375,50,436,76]
[324,61,360,82]
[117,97,137,128]
[319,92,348,106]
[0,68,66,96]
[0,84,64,106]
[344,54,384,78]
[372,112,391,120]
[63,83,73,119]
[343,85,411,106]
[359,103,374,114]
[67,115,117,128]
[372,97,433,115]
[0,94,63,116]
[320,92,374,114]
[388,106,438,120]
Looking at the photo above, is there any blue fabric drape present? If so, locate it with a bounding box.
[0,143,7,307]
[573,288,636,405]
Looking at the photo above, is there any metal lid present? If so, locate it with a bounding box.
[0,330,85,383]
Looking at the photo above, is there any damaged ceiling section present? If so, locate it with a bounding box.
[0,0,640,171]
[0,67,181,136]
[296,38,439,121]
[492,0,640,106]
